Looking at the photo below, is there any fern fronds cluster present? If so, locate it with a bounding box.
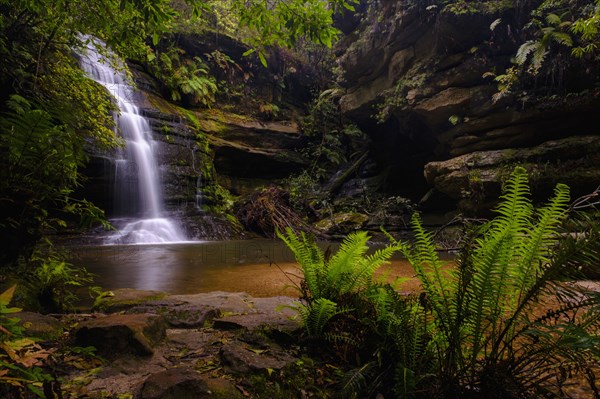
[280,167,600,398]
[404,166,600,397]
[278,228,402,349]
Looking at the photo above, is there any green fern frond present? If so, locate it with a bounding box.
[338,243,400,295]
[515,40,541,65]
[464,167,533,356]
[327,231,370,287]
[299,297,348,337]
[278,228,325,297]
[336,361,378,399]
[406,214,453,326]
[324,331,360,347]
[514,182,570,300]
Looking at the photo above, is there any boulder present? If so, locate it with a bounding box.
[75,314,167,357]
[15,312,63,340]
[139,368,242,399]
[127,302,221,328]
[315,212,369,235]
[213,296,300,333]
[220,341,297,374]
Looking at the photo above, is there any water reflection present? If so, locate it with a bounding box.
[70,240,422,297]
[71,240,303,296]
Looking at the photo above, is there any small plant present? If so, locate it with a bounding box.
[148,48,217,107]
[258,102,280,120]
[278,228,402,359]
[300,89,367,178]
[19,247,96,314]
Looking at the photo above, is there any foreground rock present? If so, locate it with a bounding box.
[221,340,297,373]
[75,313,167,357]
[140,368,242,399]
[63,290,301,398]
[14,312,64,340]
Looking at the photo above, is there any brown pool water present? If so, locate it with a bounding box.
[69,239,421,297]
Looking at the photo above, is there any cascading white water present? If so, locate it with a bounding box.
[79,39,186,244]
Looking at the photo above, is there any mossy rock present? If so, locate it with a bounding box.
[93,288,168,313]
[315,212,369,235]
[15,312,64,340]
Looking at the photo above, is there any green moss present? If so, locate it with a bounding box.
[147,92,182,115]
[92,290,167,312]
[468,169,482,184]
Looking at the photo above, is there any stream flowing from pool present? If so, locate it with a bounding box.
[79,39,186,244]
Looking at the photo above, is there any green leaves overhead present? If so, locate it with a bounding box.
[149,48,218,106]
[235,0,358,52]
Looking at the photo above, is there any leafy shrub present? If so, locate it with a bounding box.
[18,247,96,314]
[285,170,331,215]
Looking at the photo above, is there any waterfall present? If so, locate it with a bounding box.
[79,39,186,244]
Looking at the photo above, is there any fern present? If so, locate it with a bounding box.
[336,361,378,399]
[295,297,349,337]
[279,227,400,303]
[277,228,325,298]
[464,168,532,360]
[402,166,598,396]
[405,214,453,333]
[513,182,570,302]
[326,231,370,295]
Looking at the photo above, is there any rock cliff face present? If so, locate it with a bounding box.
[337,1,600,212]
[80,36,312,239]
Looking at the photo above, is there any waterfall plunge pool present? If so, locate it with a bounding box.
[69,240,422,297]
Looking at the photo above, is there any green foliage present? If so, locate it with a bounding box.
[17,246,97,314]
[493,0,600,95]
[285,170,331,214]
[301,89,367,178]
[0,93,113,266]
[441,0,513,15]
[399,166,600,397]
[571,0,600,56]
[234,0,358,64]
[0,90,115,263]
[149,47,218,106]
[282,167,600,397]
[279,227,403,374]
[280,229,400,301]
[515,11,573,74]
[0,285,54,398]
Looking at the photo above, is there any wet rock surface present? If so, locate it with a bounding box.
[139,368,242,399]
[62,290,301,397]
